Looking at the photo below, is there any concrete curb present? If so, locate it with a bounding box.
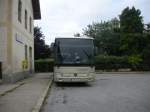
[0,82,25,97]
[0,78,32,97]
[32,78,53,112]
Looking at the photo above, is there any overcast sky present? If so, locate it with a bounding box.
[35,0,150,45]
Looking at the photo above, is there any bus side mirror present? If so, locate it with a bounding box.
[94,46,98,55]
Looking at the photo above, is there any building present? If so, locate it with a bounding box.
[0,0,41,82]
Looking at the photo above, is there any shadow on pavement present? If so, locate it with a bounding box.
[55,82,92,87]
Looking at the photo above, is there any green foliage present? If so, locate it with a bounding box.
[34,55,149,72]
[142,45,150,62]
[34,26,51,60]
[119,7,145,56]
[127,55,142,70]
[95,55,130,70]
[82,7,150,71]
[95,55,149,71]
[83,18,121,55]
[35,59,54,72]
[83,7,145,57]
[119,6,144,33]
[142,34,150,67]
[120,33,146,55]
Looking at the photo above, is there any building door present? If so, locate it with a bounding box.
[0,62,2,79]
[29,47,32,73]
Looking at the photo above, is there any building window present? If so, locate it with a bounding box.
[29,17,32,33]
[25,10,28,29]
[18,0,22,22]
[25,45,28,60]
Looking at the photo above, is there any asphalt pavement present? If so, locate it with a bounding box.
[41,73,150,112]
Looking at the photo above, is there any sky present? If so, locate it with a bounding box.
[35,0,150,45]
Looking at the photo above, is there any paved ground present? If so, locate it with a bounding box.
[41,73,150,112]
[0,73,52,112]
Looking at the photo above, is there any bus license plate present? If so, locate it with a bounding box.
[72,78,80,81]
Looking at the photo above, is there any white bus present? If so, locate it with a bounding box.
[53,37,95,82]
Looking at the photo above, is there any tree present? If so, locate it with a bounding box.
[34,26,51,59]
[74,33,81,37]
[119,6,144,33]
[144,23,150,33]
[120,33,146,55]
[141,34,150,65]
[119,7,145,55]
[83,19,121,55]
[82,7,150,70]
[83,7,146,56]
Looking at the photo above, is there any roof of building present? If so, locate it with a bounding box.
[32,0,41,19]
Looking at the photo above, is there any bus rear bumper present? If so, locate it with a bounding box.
[54,77,95,82]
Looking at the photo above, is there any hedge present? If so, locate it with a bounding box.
[35,59,54,72]
[34,56,150,72]
[95,55,131,70]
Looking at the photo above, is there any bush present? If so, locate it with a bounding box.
[127,55,142,70]
[95,55,131,70]
[34,56,150,72]
[35,59,54,72]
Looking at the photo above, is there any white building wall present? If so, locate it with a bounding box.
[0,27,7,71]
[0,0,9,74]
[0,0,7,22]
[0,0,37,82]
[11,0,34,74]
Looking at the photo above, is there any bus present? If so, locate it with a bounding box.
[53,37,95,82]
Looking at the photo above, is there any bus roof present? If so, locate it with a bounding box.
[55,36,94,40]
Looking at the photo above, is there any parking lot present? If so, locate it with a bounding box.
[41,73,150,112]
